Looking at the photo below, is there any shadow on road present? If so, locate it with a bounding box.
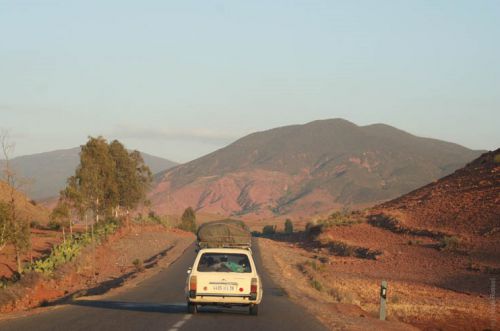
[71,300,187,314]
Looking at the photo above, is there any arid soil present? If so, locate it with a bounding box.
[258,231,498,331]
[258,238,418,331]
[0,225,194,315]
[374,149,500,236]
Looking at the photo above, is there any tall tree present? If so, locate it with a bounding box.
[75,136,117,223]
[109,142,152,221]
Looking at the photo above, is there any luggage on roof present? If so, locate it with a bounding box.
[197,219,251,248]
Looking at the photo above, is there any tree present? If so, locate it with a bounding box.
[61,176,85,232]
[179,207,196,233]
[59,137,152,232]
[75,136,117,223]
[0,130,31,273]
[284,218,293,234]
[108,141,152,222]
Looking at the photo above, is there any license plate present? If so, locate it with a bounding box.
[212,285,236,292]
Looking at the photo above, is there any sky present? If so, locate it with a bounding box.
[1,0,499,162]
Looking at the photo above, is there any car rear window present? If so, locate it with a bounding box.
[197,253,252,273]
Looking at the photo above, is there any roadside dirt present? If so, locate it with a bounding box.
[0,228,62,278]
[258,238,418,331]
[0,225,194,316]
[258,236,497,331]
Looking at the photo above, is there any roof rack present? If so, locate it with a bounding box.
[197,241,252,251]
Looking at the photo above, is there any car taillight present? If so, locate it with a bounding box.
[250,278,257,300]
[189,276,197,298]
[189,276,197,290]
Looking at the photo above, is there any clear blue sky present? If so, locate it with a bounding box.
[1,0,499,162]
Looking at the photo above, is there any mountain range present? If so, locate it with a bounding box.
[149,119,483,218]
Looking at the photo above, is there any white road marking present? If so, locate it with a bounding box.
[173,321,185,328]
[168,314,192,331]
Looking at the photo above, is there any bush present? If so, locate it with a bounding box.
[441,236,460,251]
[132,258,144,272]
[262,225,276,236]
[148,211,161,224]
[27,218,120,275]
[30,220,43,230]
[284,219,293,234]
[494,154,500,164]
[310,279,323,291]
[47,219,61,231]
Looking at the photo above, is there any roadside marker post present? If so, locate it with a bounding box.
[379,280,387,320]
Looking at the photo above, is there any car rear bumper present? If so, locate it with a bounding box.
[188,294,261,304]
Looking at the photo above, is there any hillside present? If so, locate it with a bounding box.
[372,148,500,235]
[150,119,482,218]
[0,180,49,222]
[2,147,177,200]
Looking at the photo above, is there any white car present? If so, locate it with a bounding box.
[186,247,263,315]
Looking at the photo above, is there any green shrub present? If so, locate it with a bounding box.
[27,218,120,275]
[30,220,43,229]
[494,154,500,163]
[132,258,144,272]
[310,279,323,291]
[284,219,293,234]
[441,236,460,251]
[262,225,276,236]
[47,219,61,231]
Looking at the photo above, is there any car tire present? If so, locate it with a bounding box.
[187,302,198,314]
[249,304,258,316]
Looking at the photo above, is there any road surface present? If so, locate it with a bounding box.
[0,240,327,331]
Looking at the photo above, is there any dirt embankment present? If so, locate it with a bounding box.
[0,225,194,315]
[258,235,497,331]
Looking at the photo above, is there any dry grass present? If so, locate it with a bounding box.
[258,237,495,331]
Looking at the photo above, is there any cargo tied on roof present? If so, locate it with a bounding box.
[196,219,251,249]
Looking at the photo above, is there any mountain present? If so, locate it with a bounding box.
[3,147,177,200]
[149,119,483,218]
[0,181,49,222]
[372,148,500,236]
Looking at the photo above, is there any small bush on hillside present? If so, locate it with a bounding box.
[30,220,43,230]
[310,279,323,291]
[132,258,144,272]
[440,236,460,251]
[148,211,161,223]
[47,219,61,231]
[262,225,276,236]
[495,154,500,163]
[305,222,323,238]
[284,219,293,234]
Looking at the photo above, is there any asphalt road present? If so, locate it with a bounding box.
[0,241,327,331]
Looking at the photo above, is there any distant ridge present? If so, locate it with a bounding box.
[149,118,483,218]
[2,147,178,200]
